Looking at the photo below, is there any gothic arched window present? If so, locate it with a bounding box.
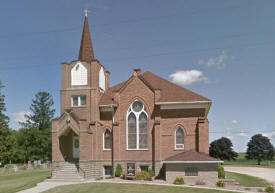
[127,100,148,150]
[103,129,112,150]
[71,62,87,86]
[175,127,184,149]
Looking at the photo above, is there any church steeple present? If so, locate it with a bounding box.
[78,9,94,62]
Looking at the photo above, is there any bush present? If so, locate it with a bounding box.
[174,177,184,185]
[195,180,206,185]
[148,169,154,177]
[216,180,225,187]
[120,172,126,179]
[265,186,274,193]
[115,164,123,177]
[136,171,150,180]
[218,164,225,179]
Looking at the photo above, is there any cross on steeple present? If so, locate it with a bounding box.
[84,9,90,17]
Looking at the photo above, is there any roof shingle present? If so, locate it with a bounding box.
[164,151,221,162]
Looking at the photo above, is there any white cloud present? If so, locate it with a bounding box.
[232,120,237,124]
[170,70,207,85]
[263,130,275,138]
[12,111,30,123]
[239,132,248,137]
[227,136,234,140]
[198,50,228,68]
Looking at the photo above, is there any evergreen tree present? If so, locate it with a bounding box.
[0,81,12,163]
[21,92,55,161]
[210,137,238,160]
[246,134,275,165]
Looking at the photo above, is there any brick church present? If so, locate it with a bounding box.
[51,13,222,184]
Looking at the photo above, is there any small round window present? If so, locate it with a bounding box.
[132,101,143,112]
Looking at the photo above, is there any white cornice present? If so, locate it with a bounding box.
[162,160,223,164]
[155,101,211,105]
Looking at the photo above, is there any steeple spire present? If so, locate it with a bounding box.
[78,9,94,62]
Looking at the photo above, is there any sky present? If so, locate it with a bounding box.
[0,0,275,152]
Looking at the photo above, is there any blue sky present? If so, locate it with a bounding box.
[0,0,275,152]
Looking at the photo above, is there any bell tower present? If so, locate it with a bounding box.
[60,10,110,124]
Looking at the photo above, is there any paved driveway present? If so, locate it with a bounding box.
[225,166,275,184]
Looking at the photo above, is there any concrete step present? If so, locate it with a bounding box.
[47,178,85,182]
[50,162,84,182]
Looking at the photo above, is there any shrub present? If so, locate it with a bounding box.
[216,180,225,187]
[136,171,150,180]
[218,164,225,179]
[265,186,274,193]
[195,180,206,185]
[120,172,126,179]
[148,169,154,177]
[115,164,123,177]
[174,177,184,185]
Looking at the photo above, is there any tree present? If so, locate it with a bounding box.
[0,81,12,163]
[246,134,275,165]
[209,137,238,160]
[21,92,55,161]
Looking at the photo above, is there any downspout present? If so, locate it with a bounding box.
[111,102,114,177]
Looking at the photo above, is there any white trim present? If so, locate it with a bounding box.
[155,101,211,105]
[71,95,86,107]
[160,103,209,110]
[162,161,224,164]
[99,106,117,112]
[126,100,148,150]
[156,101,212,118]
[174,127,184,150]
[103,129,112,151]
[71,62,88,86]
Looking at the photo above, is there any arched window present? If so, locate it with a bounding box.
[103,129,112,150]
[175,127,184,149]
[127,100,148,150]
[99,67,106,90]
[71,62,87,86]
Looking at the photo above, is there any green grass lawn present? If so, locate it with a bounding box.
[226,171,270,187]
[0,169,51,193]
[224,153,275,168]
[42,183,238,193]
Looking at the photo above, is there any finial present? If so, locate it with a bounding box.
[84,9,90,17]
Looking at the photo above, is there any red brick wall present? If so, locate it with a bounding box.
[53,64,211,174]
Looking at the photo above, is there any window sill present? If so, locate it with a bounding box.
[103,149,112,151]
[126,149,149,151]
[71,105,87,108]
[174,148,185,151]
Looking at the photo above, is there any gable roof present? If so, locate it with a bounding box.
[163,151,222,163]
[99,71,211,106]
[141,71,211,103]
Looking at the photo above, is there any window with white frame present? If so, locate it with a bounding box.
[127,100,148,150]
[71,63,87,86]
[99,67,106,91]
[72,96,86,107]
[103,129,112,150]
[175,127,184,149]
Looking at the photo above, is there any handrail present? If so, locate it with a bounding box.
[76,163,86,179]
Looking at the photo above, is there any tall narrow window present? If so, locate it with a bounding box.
[103,129,112,150]
[128,113,137,149]
[127,100,148,150]
[175,127,184,149]
[99,67,106,91]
